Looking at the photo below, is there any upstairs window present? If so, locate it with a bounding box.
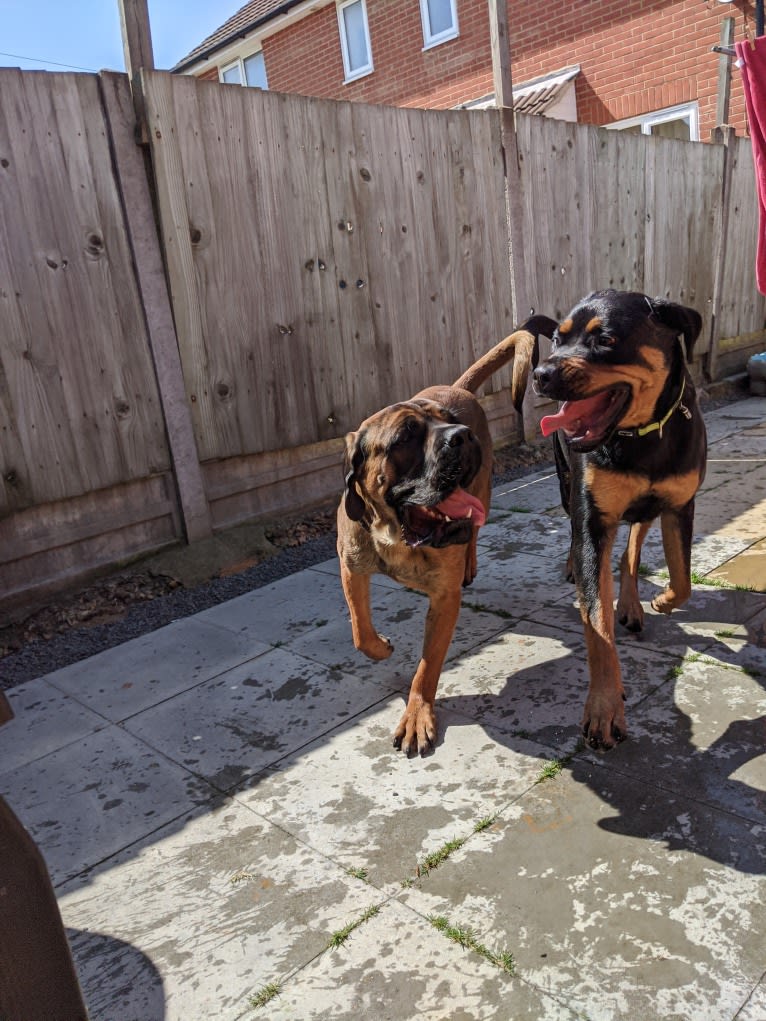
[220,51,268,90]
[420,0,459,48]
[338,0,373,82]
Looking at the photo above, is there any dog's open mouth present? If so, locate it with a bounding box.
[539,386,631,452]
[400,488,486,548]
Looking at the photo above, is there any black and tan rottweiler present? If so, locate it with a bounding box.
[338,317,551,757]
[532,289,707,749]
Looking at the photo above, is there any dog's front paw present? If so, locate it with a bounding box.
[358,634,394,661]
[581,691,627,750]
[393,701,437,758]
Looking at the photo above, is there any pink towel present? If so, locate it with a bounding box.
[737,36,766,295]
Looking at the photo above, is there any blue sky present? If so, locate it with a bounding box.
[0,1,246,73]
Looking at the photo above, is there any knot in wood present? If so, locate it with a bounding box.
[85,232,105,257]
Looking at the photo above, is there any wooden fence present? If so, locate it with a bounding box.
[1,67,764,610]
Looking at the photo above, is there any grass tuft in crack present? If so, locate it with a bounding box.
[327,904,380,949]
[346,866,369,881]
[417,815,499,876]
[429,915,515,975]
[230,870,256,884]
[249,981,281,1010]
[535,758,562,784]
[419,836,466,875]
[473,815,497,834]
[690,572,755,592]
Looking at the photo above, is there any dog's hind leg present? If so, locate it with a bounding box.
[617,520,653,632]
[652,500,695,614]
[340,563,394,661]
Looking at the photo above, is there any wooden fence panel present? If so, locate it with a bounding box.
[517,113,728,359]
[0,70,170,516]
[142,72,515,463]
[643,133,723,353]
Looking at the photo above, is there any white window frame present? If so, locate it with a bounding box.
[220,50,268,90]
[607,102,699,141]
[337,0,373,83]
[420,0,459,50]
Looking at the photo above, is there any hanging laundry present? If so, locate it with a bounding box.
[737,35,766,295]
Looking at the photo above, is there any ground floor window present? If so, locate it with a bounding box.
[608,102,699,141]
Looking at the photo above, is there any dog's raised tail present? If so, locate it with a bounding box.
[454,315,557,411]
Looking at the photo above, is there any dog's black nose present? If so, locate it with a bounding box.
[533,364,555,390]
[443,424,472,448]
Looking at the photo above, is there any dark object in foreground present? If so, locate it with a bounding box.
[0,691,88,1020]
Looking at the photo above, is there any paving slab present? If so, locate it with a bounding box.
[57,798,378,1021]
[231,703,549,891]
[1,724,214,884]
[123,647,393,791]
[0,677,108,773]
[399,768,766,1021]
[43,615,271,721]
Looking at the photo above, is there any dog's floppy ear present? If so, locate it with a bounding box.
[343,431,367,522]
[649,298,703,362]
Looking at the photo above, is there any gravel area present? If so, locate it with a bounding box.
[0,443,553,690]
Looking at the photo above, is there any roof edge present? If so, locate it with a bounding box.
[172,0,306,72]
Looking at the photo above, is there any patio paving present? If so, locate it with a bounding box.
[1,397,765,1020]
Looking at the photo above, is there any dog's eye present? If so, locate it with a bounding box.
[391,417,420,449]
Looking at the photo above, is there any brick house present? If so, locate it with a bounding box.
[173,0,759,141]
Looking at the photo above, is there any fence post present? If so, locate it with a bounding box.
[100,71,213,542]
[706,125,735,383]
[118,0,154,143]
[488,0,527,324]
[488,0,539,441]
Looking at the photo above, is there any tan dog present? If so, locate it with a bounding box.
[337,317,549,757]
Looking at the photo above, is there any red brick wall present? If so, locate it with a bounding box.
[508,0,754,140]
[262,0,494,108]
[203,0,757,140]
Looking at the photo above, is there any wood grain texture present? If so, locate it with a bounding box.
[0,69,169,516]
[143,72,515,461]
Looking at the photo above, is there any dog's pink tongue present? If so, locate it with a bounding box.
[435,488,486,528]
[540,404,576,437]
[540,393,607,437]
